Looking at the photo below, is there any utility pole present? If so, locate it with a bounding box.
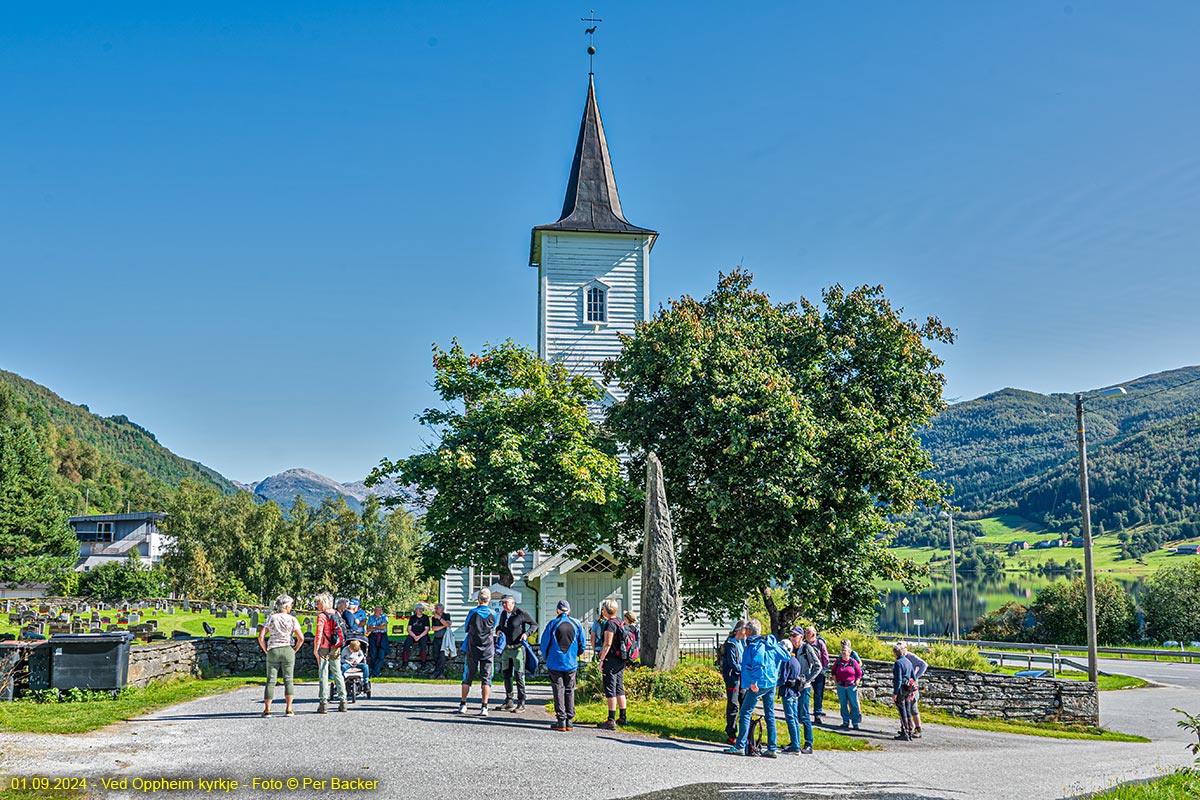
[1075,393,1099,684]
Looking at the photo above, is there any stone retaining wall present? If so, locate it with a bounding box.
[126,638,458,687]
[857,658,1099,726]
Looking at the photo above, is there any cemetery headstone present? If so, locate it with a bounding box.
[249,610,260,630]
[232,620,249,636]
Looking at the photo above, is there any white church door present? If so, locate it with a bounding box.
[566,551,627,631]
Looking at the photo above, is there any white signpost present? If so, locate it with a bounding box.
[914,618,925,644]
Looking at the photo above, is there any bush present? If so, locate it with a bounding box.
[923,642,991,672]
[1145,562,1200,644]
[968,601,1031,642]
[577,661,726,704]
[1030,577,1137,645]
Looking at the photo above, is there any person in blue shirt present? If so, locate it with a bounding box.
[347,599,367,635]
[723,619,789,758]
[892,642,918,741]
[457,589,497,717]
[365,605,389,679]
[720,621,748,744]
[540,600,585,731]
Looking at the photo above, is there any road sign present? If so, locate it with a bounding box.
[914,619,925,626]
[902,598,909,606]
[902,607,910,614]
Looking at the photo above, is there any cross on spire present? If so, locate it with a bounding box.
[582,10,602,74]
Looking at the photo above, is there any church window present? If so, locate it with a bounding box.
[471,569,501,595]
[585,285,607,323]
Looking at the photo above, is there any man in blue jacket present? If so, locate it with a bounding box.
[457,589,496,717]
[540,600,585,731]
[723,619,788,758]
[720,621,748,744]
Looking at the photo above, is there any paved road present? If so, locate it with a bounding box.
[1,679,1192,800]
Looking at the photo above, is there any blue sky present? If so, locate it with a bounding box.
[2,2,1198,483]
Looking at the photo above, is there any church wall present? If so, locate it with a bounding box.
[540,231,649,399]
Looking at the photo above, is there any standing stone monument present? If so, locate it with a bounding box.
[639,451,681,671]
[249,609,260,630]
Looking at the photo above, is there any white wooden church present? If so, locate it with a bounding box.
[438,75,727,642]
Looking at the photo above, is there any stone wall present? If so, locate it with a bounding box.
[857,658,1099,726]
[126,638,459,687]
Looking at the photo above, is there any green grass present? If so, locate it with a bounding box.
[0,609,418,640]
[0,676,257,734]
[560,699,872,751]
[1,788,87,800]
[857,695,1149,742]
[1086,770,1200,799]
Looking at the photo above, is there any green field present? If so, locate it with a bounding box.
[896,514,1200,579]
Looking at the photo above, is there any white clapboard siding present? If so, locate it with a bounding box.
[538,231,651,399]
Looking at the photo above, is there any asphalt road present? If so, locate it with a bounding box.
[2,678,1193,800]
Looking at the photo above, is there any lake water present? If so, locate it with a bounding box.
[875,572,1148,637]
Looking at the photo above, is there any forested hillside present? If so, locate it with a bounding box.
[920,366,1200,538]
[0,370,236,515]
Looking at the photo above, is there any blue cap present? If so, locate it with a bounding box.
[557,600,570,613]
[349,598,360,607]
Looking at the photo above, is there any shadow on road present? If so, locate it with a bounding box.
[618,782,967,800]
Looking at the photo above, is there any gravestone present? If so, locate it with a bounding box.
[100,616,111,625]
[128,612,140,625]
[106,624,120,632]
[639,451,681,671]
[232,620,249,636]
[169,606,176,615]
[304,618,313,636]
[215,610,227,619]
[249,610,260,630]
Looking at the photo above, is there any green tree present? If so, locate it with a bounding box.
[1029,576,1137,646]
[1144,561,1200,644]
[0,418,78,584]
[161,480,225,597]
[605,270,950,634]
[967,601,1030,642]
[369,339,626,586]
[78,552,168,599]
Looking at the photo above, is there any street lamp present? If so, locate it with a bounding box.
[1075,385,1128,684]
[940,510,960,642]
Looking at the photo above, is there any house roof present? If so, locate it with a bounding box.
[67,512,166,524]
[530,75,656,264]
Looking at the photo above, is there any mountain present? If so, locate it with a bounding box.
[243,468,411,513]
[0,369,238,515]
[922,365,1200,538]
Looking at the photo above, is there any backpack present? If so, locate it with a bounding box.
[610,620,640,664]
[322,610,346,650]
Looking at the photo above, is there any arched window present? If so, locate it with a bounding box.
[585,285,607,323]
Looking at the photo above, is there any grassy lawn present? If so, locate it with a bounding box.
[1087,770,1200,799]
[1,609,420,640]
[558,699,872,751]
[2,789,87,800]
[857,695,1148,742]
[0,676,257,734]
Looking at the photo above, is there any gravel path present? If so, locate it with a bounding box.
[1,670,1192,800]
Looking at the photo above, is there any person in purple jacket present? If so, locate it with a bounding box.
[831,638,863,729]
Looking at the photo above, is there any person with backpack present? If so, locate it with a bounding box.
[497,595,537,712]
[313,592,348,714]
[783,626,823,753]
[804,626,830,721]
[776,639,805,754]
[832,638,863,730]
[892,641,918,741]
[540,600,585,731]
[457,589,497,717]
[900,642,929,738]
[720,621,748,744]
[723,619,789,757]
[595,598,630,730]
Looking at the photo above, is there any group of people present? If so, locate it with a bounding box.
[720,620,929,756]
[456,590,640,731]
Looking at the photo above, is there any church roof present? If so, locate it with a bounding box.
[530,75,656,264]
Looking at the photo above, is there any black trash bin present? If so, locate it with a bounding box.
[49,633,133,692]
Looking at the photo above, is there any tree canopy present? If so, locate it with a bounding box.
[368,339,626,586]
[605,270,952,634]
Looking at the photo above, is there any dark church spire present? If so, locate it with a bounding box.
[532,75,656,252]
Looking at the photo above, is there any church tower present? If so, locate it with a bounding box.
[530,75,657,412]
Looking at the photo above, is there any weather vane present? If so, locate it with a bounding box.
[582,10,602,74]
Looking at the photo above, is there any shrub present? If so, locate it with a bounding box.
[577,661,726,704]
[923,642,991,672]
[1145,562,1200,644]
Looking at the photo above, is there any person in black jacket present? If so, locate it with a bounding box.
[496,595,537,712]
[720,621,748,744]
[892,642,918,741]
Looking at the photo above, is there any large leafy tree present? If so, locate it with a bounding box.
[1029,576,1136,645]
[368,339,626,586]
[605,270,951,634]
[0,417,78,584]
[1142,561,1200,645]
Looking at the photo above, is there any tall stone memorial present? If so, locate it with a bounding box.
[639,451,680,671]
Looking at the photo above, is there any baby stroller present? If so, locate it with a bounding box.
[336,635,373,703]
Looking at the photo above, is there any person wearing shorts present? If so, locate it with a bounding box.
[595,598,627,730]
[458,588,496,717]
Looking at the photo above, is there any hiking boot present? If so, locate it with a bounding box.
[338,701,347,712]
[317,702,327,714]
[551,722,569,732]
[800,745,813,754]
[893,732,911,741]
[597,720,616,730]
[759,750,777,759]
[780,746,800,754]
[514,702,526,713]
[565,722,573,731]
[617,715,627,726]
[501,700,516,711]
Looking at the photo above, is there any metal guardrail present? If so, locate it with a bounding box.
[882,632,1200,664]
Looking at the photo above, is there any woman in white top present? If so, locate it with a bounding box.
[258,594,304,717]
